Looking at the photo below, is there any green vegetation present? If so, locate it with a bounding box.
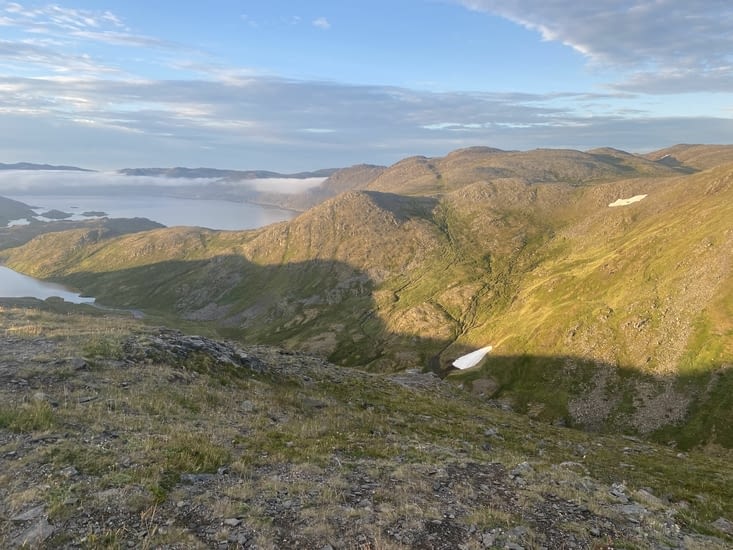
[0,399,55,433]
[0,303,732,547]
[2,145,733,450]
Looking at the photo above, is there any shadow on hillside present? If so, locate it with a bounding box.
[54,255,425,367]
[24,252,733,451]
[53,253,489,372]
[360,191,439,220]
[449,352,733,450]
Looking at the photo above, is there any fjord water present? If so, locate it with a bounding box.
[9,194,294,230]
[1,194,297,303]
[0,266,94,304]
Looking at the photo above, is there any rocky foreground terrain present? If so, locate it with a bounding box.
[1,300,732,549]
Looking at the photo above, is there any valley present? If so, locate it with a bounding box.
[1,144,733,547]
[4,0,732,547]
[3,145,732,448]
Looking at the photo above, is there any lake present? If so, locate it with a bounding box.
[1,193,298,303]
[8,194,295,230]
[0,266,94,304]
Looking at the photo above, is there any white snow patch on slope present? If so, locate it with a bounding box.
[609,194,647,207]
[452,346,493,370]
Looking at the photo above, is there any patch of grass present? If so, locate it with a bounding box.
[163,432,231,474]
[452,354,597,425]
[651,367,733,449]
[0,400,55,432]
[83,335,124,359]
[46,481,79,521]
[45,441,117,476]
[143,432,231,503]
[79,528,125,549]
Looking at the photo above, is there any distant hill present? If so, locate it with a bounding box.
[0,196,36,226]
[643,143,733,171]
[252,164,387,211]
[118,167,338,180]
[3,144,733,449]
[365,146,686,196]
[0,215,165,252]
[0,162,92,172]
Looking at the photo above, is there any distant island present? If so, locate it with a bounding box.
[0,162,93,172]
[40,209,73,220]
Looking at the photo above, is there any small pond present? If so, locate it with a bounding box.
[0,266,94,304]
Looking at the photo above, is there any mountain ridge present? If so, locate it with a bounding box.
[117,166,338,180]
[0,162,93,172]
[2,144,733,449]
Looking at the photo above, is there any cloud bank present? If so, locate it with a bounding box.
[0,171,325,195]
[0,1,731,170]
[455,0,733,93]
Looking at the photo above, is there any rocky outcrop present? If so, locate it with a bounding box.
[1,311,732,548]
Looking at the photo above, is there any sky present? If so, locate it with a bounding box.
[1,0,732,171]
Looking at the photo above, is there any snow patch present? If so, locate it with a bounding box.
[609,194,647,207]
[452,346,493,370]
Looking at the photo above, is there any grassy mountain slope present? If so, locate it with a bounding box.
[643,144,733,171]
[3,146,733,448]
[1,304,732,548]
[366,146,684,196]
[450,166,733,446]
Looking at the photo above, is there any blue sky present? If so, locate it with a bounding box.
[1,0,732,170]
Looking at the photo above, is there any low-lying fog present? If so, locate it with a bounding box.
[0,170,327,230]
[0,170,326,196]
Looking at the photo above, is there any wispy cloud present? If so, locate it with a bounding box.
[312,17,330,30]
[1,1,124,32]
[1,1,178,56]
[2,68,731,169]
[244,177,325,193]
[0,0,731,170]
[0,171,213,192]
[240,14,258,28]
[0,39,119,77]
[455,0,733,93]
[69,30,178,49]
